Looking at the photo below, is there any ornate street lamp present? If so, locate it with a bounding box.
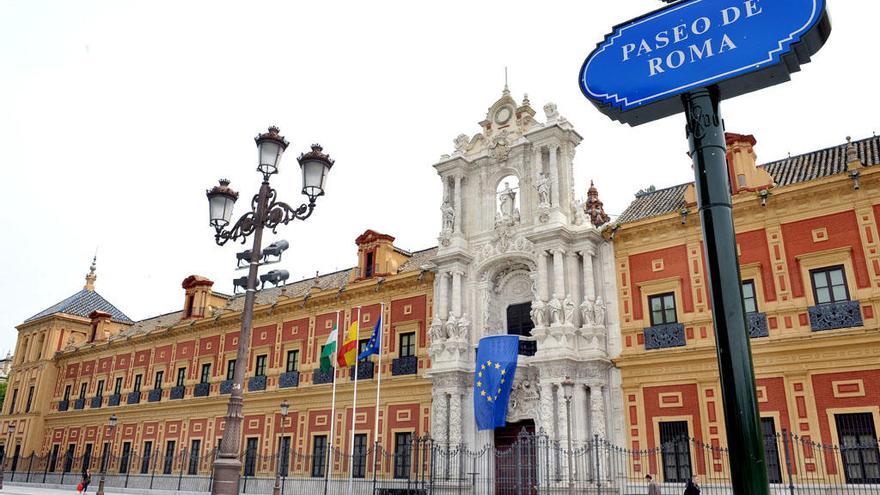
[561,378,575,495]
[206,127,334,495]
[273,400,290,495]
[96,414,117,495]
[0,422,14,489]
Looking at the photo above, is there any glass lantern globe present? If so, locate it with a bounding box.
[297,144,334,200]
[561,377,575,401]
[255,126,290,176]
[280,399,290,417]
[206,179,239,228]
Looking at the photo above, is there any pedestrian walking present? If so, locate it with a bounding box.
[78,468,92,493]
[646,474,661,495]
[684,475,700,495]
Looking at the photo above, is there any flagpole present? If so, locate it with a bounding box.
[348,306,361,494]
[371,302,384,488]
[324,310,340,495]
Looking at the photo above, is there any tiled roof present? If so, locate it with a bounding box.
[24,289,133,324]
[618,135,880,224]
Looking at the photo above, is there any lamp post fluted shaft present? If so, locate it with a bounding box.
[96,421,116,495]
[212,181,270,495]
[1,426,14,489]
[564,397,574,495]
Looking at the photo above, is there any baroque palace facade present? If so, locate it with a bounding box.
[613,133,880,484]
[1,230,435,477]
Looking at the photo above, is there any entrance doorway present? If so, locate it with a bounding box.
[494,420,538,494]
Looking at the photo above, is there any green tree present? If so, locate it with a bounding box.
[0,381,7,411]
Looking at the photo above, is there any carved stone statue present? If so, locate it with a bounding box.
[453,134,469,154]
[593,296,606,326]
[530,299,547,328]
[548,298,563,326]
[499,182,516,219]
[581,297,596,326]
[543,102,559,122]
[563,296,576,326]
[444,315,458,340]
[441,200,455,233]
[455,314,471,341]
[429,314,446,343]
[535,172,551,207]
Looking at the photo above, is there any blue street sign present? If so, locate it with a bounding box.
[579,0,831,125]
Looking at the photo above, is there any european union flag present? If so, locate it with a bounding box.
[357,315,382,361]
[474,335,519,430]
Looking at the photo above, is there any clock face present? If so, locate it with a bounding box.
[494,106,512,125]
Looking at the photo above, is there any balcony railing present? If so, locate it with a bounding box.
[127,391,141,405]
[350,361,375,381]
[220,380,233,394]
[312,369,335,385]
[391,356,418,376]
[58,400,69,412]
[148,389,162,402]
[74,398,85,410]
[90,396,103,409]
[108,394,121,407]
[170,386,185,400]
[194,383,210,397]
[747,312,769,338]
[644,323,686,350]
[248,375,267,392]
[279,371,300,389]
[809,300,864,332]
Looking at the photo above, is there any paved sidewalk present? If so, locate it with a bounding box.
[2,485,126,495]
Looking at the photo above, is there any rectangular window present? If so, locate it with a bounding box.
[811,266,850,304]
[394,432,413,479]
[113,377,123,396]
[188,439,201,475]
[25,386,34,413]
[399,332,416,358]
[95,380,104,399]
[163,440,176,474]
[311,436,327,477]
[119,442,131,474]
[226,360,236,381]
[649,293,678,326]
[133,374,142,393]
[742,280,758,314]
[64,444,76,473]
[286,350,299,373]
[243,438,258,477]
[141,441,153,474]
[836,413,880,484]
[154,370,164,389]
[659,421,691,483]
[279,436,291,477]
[761,418,783,483]
[200,363,211,384]
[82,444,93,472]
[255,355,268,377]
[352,434,368,478]
[8,389,17,413]
[79,382,88,400]
[365,251,374,278]
[99,442,109,473]
[49,445,59,472]
[358,339,370,356]
[176,367,186,387]
[63,385,71,402]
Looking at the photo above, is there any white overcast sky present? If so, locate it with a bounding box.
[0,1,875,354]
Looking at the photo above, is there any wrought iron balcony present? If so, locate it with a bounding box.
[148,389,162,402]
[194,383,210,397]
[279,371,300,389]
[170,386,185,400]
[747,312,769,338]
[312,369,335,385]
[90,396,103,409]
[643,323,686,350]
[391,356,418,376]
[58,400,69,412]
[809,300,864,332]
[74,398,85,410]
[350,361,374,381]
[248,375,267,391]
[220,380,233,394]
[108,394,121,407]
[127,391,141,404]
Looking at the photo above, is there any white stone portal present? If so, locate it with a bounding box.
[426,88,625,460]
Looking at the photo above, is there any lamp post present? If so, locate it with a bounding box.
[273,400,290,495]
[207,127,334,495]
[0,422,14,489]
[561,378,575,495]
[96,414,117,495]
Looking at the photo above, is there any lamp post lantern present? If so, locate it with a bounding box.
[273,400,290,495]
[96,414,117,495]
[561,378,575,495]
[207,127,334,495]
[0,422,14,489]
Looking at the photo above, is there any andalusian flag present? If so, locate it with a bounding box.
[337,320,359,368]
[319,324,338,372]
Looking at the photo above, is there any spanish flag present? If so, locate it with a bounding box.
[337,319,359,368]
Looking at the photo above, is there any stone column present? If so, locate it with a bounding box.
[552,249,566,300]
[549,144,559,207]
[581,251,596,302]
[438,272,450,320]
[537,250,550,302]
[449,390,463,447]
[567,251,581,325]
[590,382,607,482]
[432,390,449,445]
[451,271,463,318]
[453,175,463,234]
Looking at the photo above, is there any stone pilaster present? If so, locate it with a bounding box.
[453,175,463,234]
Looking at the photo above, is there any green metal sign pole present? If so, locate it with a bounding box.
[683,87,770,495]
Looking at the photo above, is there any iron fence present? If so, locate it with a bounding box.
[3,429,878,494]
